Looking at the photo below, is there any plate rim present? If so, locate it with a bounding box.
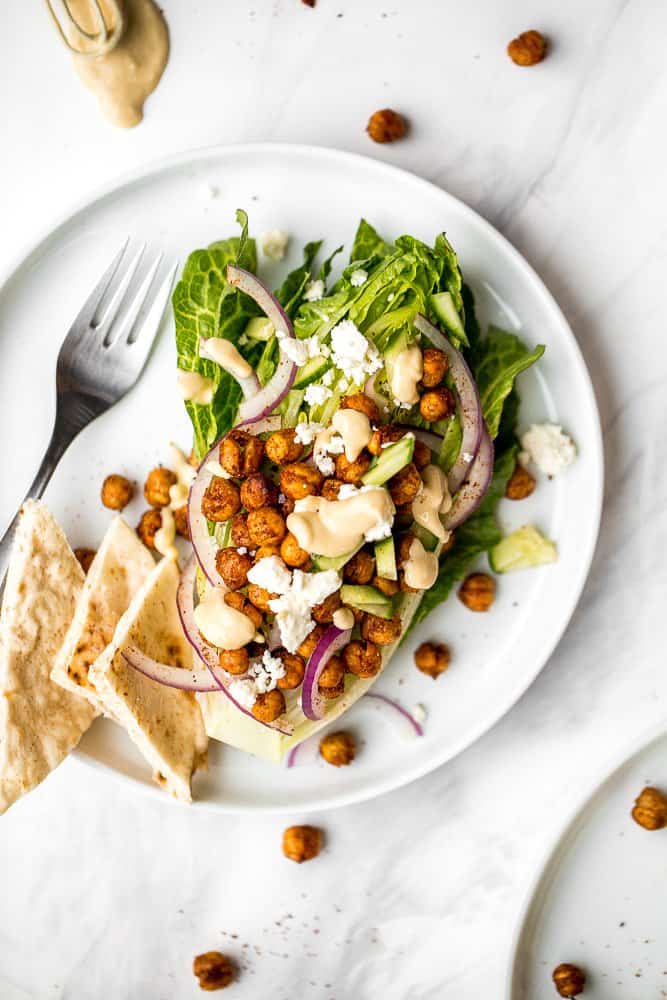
[504,719,667,999]
[0,142,604,813]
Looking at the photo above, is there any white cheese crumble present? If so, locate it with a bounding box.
[229,679,257,710]
[461,452,474,463]
[350,268,368,287]
[313,432,345,477]
[315,454,335,477]
[248,650,286,694]
[520,423,577,477]
[322,369,334,387]
[259,229,289,261]
[237,547,248,555]
[305,383,332,407]
[268,568,341,653]
[246,555,292,595]
[279,334,328,367]
[330,320,382,386]
[295,422,324,446]
[303,279,325,301]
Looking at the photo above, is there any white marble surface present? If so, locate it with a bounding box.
[1,0,666,997]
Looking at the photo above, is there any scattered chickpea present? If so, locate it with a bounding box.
[419,387,456,423]
[373,574,400,597]
[280,462,323,500]
[193,951,235,991]
[136,509,162,549]
[412,438,432,470]
[421,347,449,388]
[265,429,303,466]
[320,731,355,767]
[458,573,496,612]
[240,473,278,511]
[201,478,241,522]
[101,473,134,511]
[276,650,306,690]
[361,612,402,646]
[74,548,96,574]
[321,478,344,500]
[220,428,265,477]
[173,505,190,539]
[343,549,375,585]
[388,462,422,505]
[215,547,253,590]
[297,624,327,661]
[397,532,416,568]
[507,29,547,67]
[414,641,450,679]
[506,463,536,500]
[282,825,322,863]
[230,512,253,549]
[312,590,342,624]
[252,689,286,723]
[367,108,407,144]
[247,583,277,614]
[317,654,345,692]
[281,531,311,569]
[144,467,176,507]
[367,425,405,456]
[254,543,282,561]
[631,786,667,830]
[247,507,287,547]
[224,591,262,629]
[218,648,249,676]
[552,963,586,998]
[343,639,382,677]
[340,393,380,423]
[335,451,372,484]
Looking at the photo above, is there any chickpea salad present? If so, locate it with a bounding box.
[163,210,562,763]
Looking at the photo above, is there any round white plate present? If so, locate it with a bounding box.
[0,144,602,812]
[508,725,667,999]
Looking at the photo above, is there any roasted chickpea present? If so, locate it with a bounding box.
[254,543,282,561]
[280,463,323,500]
[361,612,402,646]
[414,641,450,679]
[193,951,235,991]
[247,584,276,614]
[173,505,190,539]
[321,478,344,501]
[366,108,407,143]
[312,590,342,624]
[343,549,375,585]
[419,387,456,423]
[508,29,547,67]
[631,786,667,830]
[143,467,176,507]
[505,463,536,500]
[282,825,321,863]
[215,547,253,590]
[276,650,306,690]
[252,689,286,723]
[320,679,345,700]
[102,473,134,511]
[552,963,586,998]
[265,429,303,465]
[317,654,345,691]
[458,573,495,612]
[320,730,355,767]
[373,574,399,597]
[230,512,252,549]
[280,531,311,569]
[218,647,249,676]
[397,532,416,568]
[421,347,449,388]
[224,591,262,629]
[247,507,287,547]
[367,425,405,456]
[74,548,97,574]
[201,478,241,522]
[297,624,326,661]
[343,639,382,677]
[240,473,278,511]
[335,450,372,484]
[389,462,422,505]
[341,393,380,423]
[136,509,162,549]
[220,428,265,477]
[412,439,432,470]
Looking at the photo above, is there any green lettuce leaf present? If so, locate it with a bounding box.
[471,326,545,439]
[349,219,393,263]
[275,240,322,319]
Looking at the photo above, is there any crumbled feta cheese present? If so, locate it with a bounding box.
[364,516,393,542]
[305,383,332,407]
[248,650,286,694]
[295,422,323,446]
[268,568,341,652]
[246,555,292,595]
[259,229,289,261]
[303,279,325,302]
[337,483,360,500]
[350,268,368,287]
[279,338,309,366]
[520,423,577,477]
[229,679,257,710]
[322,369,334,387]
[314,454,335,477]
[237,547,248,555]
[330,320,382,386]
[461,452,474,463]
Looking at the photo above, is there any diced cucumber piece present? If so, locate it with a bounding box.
[382,329,409,394]
[374,537,397,580]
[245,316,275,341]
[340,585,393,614]
[311,542,363,572]
[293,356,331,389]
[362,436,414,486]
[430,291,465,341]
[352,602,395,620]
[489,524,558,574]
[412,523,439,552]
[280,389,305,427]
[314,389,341,427]
[214,521,231,548]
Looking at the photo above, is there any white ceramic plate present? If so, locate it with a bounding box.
[0,144,602,812]
[507,724,667,999]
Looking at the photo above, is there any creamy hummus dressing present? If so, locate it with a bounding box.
[200,338,253,380]
[332,607,355,631]
[330,409,373,462]
[154,506,178,561]
[411,464,452,542]
[287,489,394,558]
[194,588,256,650]
[168,444,196,509]
[403,537,439,590]
[177,370,215,406]
[69,0,169,128]
[389,345,423,405]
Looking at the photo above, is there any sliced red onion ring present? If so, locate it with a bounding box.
[402,426,444,457]
[187,437,228,587]
[227,264,297,426]
[121,646,220,692]
[286,733,322,769]
[443,427,494,530]
[413,313,482,494]
[363,692,424,738]
[200,338,260,400]
[301,625,353,721]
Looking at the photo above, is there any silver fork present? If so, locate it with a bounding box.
[0,241,177,588]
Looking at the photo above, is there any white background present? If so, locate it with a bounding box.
[1,1,666,998]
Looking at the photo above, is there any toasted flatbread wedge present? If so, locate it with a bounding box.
[51,517,155,712]
[0,501,97,814]
[89,558,208,802]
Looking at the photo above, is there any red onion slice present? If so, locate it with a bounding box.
[301,625,353,721]
[443,427,494,530]
[227,265,297,426]
[187,437,228,587]
[413,313,482,493]
[200,337,260,400]
[286,733,322,769]
[363,692,424,738]
[121,646,220,692]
